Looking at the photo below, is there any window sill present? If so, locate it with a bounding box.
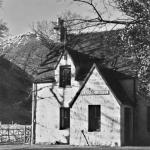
[59,128,69,130]
[88,130,101,132]
[59,85,72,88]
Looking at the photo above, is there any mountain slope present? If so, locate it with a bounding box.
[0,56,32,124]
[0,33,51,124]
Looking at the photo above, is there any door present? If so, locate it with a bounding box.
[124,107,132,145]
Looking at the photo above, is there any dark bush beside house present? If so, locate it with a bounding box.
[0,56,32,125]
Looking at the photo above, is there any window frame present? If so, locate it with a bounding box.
[59,65,71,88]
[60,107,70,130]
[88,105,101,132]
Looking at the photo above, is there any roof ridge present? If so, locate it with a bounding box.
[68,28,124,37]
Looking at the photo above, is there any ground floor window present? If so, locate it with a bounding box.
[60,107,70,130]
[88,105,101,132]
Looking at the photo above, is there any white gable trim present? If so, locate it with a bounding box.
[55,50,76,71]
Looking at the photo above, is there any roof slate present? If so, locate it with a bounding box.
[67,29,124,59]
[96,64,134,105]
[67,48,104,81]
[35,29,134,82]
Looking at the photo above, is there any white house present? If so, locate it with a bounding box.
[32,48,99,144]
[31,46,150,146]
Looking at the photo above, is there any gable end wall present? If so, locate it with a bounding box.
[34,52,82,144]
[70,68,121,146]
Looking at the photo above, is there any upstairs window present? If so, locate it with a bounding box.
[88,105,101,132]
[60,107,70,130]
[59,65,71,87]
[147,106,150,132]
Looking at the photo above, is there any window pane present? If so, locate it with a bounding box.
[95,106,100,118]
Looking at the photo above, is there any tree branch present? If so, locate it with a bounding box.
[74,0,103,21]
[73,0,142,25]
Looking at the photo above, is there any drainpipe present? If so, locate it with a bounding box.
[133,78,137,145]
[133,78,137,104]
[31,83,37,144]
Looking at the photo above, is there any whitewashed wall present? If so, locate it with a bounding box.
[54,52,82,107]
[35,83,67,144]
[70,68,121,146]
[35,52,82,144]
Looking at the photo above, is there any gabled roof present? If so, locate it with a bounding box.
[35,29,135,83]
[35,29,127,81]
[67,48,104,81]
[96,64,134,106]
[67,29,124,60]
[70,64,135,107]
[35,47,104,83]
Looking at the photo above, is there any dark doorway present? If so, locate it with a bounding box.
[124,107,132,145]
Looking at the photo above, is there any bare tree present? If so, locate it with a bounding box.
[0,20,9,38]
[64,0,150,95]
[0,0,9,39]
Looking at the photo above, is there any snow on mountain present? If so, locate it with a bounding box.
[2,32,35,48]
[0,32,50,77]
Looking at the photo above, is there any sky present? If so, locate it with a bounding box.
[0,0,123,36]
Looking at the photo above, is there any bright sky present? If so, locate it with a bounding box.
[0,0,124,36]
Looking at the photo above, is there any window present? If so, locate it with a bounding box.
[88,105,101,132]
[60,107,70,129]
[124,107,132,145]
[147,106,150,132]
[59,65,71,87]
